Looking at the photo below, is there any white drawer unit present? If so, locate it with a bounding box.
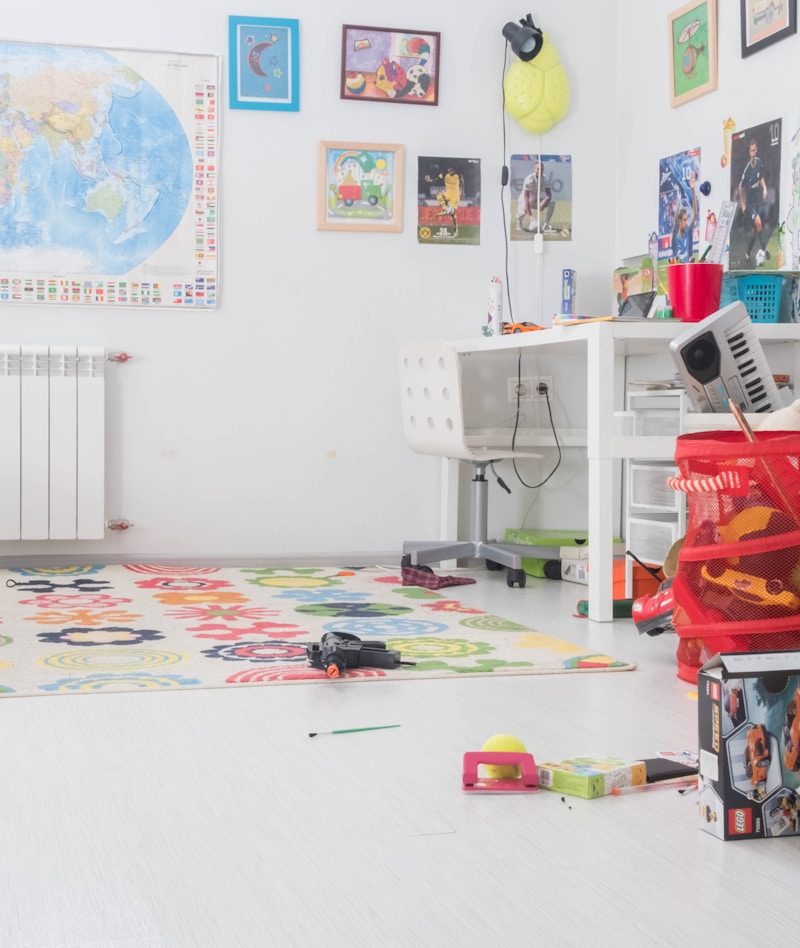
[629,463,681,513]
[622,388,686,594]
[627,517,681,567]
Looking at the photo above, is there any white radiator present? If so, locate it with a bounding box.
[0,346,105,540]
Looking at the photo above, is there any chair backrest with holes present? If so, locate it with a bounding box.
[398,344,471,460]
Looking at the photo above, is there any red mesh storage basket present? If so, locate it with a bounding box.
[669,430,800,683]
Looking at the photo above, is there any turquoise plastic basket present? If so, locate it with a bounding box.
[719,274,785,322]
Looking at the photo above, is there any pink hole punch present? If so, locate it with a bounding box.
[462,751,539,793]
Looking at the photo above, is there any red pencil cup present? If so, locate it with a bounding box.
[667,262,723,323]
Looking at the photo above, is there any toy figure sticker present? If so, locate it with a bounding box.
[729,119,782,271]
[417,157,480,246]
[509,155,572,242]
[658,147,701,263]
[340,25,440,106]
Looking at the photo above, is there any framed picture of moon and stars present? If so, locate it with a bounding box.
[228,15,300,111]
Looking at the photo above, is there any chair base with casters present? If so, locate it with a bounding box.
[399,342,551,589]
[401,460,554,588]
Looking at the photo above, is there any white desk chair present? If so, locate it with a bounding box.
[399,342,547,588]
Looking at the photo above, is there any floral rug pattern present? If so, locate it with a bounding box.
[0,565,635,697]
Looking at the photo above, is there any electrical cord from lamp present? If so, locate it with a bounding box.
[500,41,514,325]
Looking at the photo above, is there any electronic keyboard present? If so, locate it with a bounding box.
[669,302,781,413]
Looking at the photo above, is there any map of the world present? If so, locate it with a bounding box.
[0,41,218,307]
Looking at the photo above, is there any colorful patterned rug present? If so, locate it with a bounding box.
[0,565,635,697]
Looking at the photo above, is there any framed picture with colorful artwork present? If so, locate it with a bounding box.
[667,0,717,107]
[340,25,440,105]
[740,0,797,57]
[317,141,404,232]
[228,15,299,110]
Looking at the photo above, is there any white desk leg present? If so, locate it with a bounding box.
[440,457,459,570]
[587,327,615,622]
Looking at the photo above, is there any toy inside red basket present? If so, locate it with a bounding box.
[670,430,800,682]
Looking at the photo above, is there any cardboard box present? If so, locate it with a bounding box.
[698,651,800,840]
[560,558,662,599]
[537,756,647,799]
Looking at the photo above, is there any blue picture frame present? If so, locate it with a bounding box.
[228,15,300,111]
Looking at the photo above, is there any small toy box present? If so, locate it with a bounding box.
[698,651,800,840]
[537,756,647,799]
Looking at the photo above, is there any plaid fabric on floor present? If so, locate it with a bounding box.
[0,565,635,697]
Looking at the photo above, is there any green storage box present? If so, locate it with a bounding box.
[503,528,588,578]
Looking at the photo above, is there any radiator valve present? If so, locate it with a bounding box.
[107,518,134,531]
[107,352,133,363]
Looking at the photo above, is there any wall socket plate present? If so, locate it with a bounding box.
[506,375,552,403]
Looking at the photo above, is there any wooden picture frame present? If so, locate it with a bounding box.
[668,0,717,107]
[340,25,440,106]
[740,0,797,57]
[317,142,404,232]
[228,15,300,111]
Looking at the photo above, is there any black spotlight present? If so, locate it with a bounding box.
[502,13,544,61]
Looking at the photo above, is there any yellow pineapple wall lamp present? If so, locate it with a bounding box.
[502,14,569,133]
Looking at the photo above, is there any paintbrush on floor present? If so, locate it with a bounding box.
[308,724,401,738]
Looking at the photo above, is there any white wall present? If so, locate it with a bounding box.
[1,1,618,560]
[616,0,800,262]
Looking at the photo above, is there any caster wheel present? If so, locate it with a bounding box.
[401,556,433,573]
[486,559,504,571]
[507,569,526,588]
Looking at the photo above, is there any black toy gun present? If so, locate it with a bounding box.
[306,631,414,679]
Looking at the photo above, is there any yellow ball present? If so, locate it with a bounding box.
[482,733,527,778]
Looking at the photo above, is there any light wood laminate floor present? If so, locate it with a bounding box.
[1,572,796,947]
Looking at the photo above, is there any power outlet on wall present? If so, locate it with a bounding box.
[506,376,553,404]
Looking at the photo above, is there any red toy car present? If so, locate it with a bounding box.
[632,579,674,637]
[745,724,771,791]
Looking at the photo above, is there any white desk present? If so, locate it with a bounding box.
[442,320,800,622]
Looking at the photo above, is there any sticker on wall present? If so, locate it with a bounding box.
[509,155,572,242]
[728,119,782,271]
[721,117,737,167]
[417,157,481,245]
[658,147,701,263]
[0,40,219,309]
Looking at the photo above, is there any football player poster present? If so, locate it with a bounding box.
[509,154,572,241]
[729,119,782,271]
[417,156,481,245]
[658,147,701,263]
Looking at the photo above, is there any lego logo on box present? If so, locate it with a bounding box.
[729,808,752,835]
[709,681,720,702]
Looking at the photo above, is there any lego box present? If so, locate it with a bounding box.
[537,756,647,798]
[698,651,800,840]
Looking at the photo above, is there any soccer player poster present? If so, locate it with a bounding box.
[729,119,782,271]
[417,157,481,245]
[509,154,572,242]
[658,147,701,264]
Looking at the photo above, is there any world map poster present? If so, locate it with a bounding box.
[0,41,218,308]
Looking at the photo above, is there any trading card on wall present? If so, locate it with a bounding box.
[729,119,782,270]
[417,157,480,245]
[658,147,701,263]
[509,155,572,241]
